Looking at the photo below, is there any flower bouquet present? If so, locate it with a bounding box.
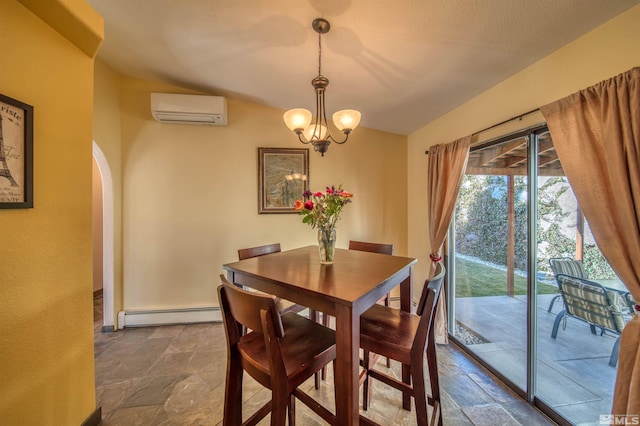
[295,185,353,264]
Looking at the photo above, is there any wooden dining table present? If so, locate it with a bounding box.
[222,245,417,425]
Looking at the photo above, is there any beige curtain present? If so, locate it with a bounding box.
[427,135,471,344]
[540,66,640,419]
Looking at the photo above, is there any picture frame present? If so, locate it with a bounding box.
[258,147,309,214]
[0,93,33,209]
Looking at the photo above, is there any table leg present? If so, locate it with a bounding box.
[334,303,360,425]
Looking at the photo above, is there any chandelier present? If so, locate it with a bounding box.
[283,18,361,156]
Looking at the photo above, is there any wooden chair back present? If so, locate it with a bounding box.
[348,240,394,255]
[416,262,445,318]
[218,274,337,425]
[238,243,281,260]
[219,275,284,339]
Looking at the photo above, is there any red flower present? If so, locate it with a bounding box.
[314,191,323,197]
[304,200,314,211]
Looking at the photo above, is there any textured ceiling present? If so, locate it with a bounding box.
[88,0,639,135]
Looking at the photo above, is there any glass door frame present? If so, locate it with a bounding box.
[446,123,572,426]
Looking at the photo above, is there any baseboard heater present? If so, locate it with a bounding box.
[118,297,413,328]
[118,306,222,328]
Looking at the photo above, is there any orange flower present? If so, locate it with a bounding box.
[294,199,304,211]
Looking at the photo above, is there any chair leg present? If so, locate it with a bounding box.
[271,389,289,426]
[319,313,331,382]
[551,310,565,338]
[309,309,323,390]
[427,341,442,426]
[287,394,295,426]
[362,350,373,411]
[609,336,621,367]
[383,294,391,368]
[411,358,428,426]
[223,356,244,426]
[547,294,560,313]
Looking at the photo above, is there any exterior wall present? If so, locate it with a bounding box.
[101,76,408,313]
[407,4,640,286]
[0,1,102,424]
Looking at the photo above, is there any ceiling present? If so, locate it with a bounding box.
[87,0,639,136]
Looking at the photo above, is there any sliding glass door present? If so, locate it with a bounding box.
[449,126,622,425]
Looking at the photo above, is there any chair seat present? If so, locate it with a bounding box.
[360,304,420,366]
[239,312,336,389]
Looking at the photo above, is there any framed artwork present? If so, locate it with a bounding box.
[0,93,33,209]
[258,148,309,214]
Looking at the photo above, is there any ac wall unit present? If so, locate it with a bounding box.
[150,93,228,126]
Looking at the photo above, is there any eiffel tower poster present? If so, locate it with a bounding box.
[0,93,33,208]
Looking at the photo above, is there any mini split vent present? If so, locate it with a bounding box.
[150,93,228,126]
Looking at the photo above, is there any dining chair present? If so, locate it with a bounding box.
[320,240,394,330]
[238,244,306,316]
[318,239,395,380]
[218,275,337,425]
[238,243,324,389]
[359,262,446,426]
[348,240,394,307]
[350,240,395,370]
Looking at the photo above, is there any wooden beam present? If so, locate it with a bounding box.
[507,175,515,297]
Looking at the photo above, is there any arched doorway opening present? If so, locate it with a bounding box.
[92,142,114,331]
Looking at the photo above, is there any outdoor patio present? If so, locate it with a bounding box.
[454,293,621,426]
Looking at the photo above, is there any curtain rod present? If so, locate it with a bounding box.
[424,107,540,154]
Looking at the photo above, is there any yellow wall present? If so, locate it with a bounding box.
[93,76,407,313]
[0,1,103,424]
[407,4,640,285]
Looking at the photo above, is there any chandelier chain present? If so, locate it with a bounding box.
[318,31,322,76]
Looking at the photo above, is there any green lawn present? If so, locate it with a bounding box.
[454,256,558,297]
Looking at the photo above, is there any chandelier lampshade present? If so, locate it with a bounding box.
[283,18,361,156]
[283,109,312,133]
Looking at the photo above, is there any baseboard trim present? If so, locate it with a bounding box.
[117,306,222,328]
[82,407,101,426]
[101,325,114,333]
[389,295,419,308]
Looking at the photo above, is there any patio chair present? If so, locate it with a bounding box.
[548,258,588,313]
[551,274,633,367]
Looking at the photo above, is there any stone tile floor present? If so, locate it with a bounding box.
[94,296,557,425]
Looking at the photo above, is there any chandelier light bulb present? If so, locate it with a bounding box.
[303,124,328,141]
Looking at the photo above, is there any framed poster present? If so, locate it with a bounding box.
[258,148,309,214]
[0,94,33,209]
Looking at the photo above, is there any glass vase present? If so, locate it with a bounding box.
[317,227,337,265]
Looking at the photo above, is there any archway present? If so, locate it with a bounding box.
[92,142,114,331]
